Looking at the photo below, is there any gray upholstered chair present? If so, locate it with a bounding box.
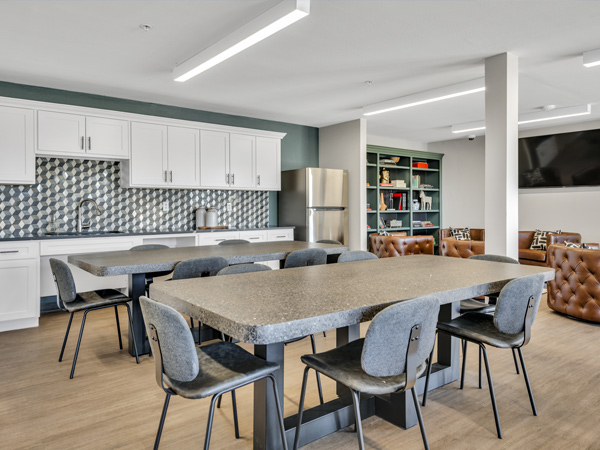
[49,258,139,379]
[172,257,229,280]
[293,296,440,450]
[218,239,250,245]
[316,239,342,245]
[284,248,327,268]
[130,244,171,295]
[337,250,378,263]
[139,296,288,450]
[422,273,545,439]
[217,263,272,276]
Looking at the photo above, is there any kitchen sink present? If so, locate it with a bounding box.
[45,230,125,236]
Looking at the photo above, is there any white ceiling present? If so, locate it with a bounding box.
[1,0,600,143]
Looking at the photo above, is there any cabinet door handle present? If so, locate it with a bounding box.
[164,171,167,182]
[249,237,259,240]
[169,171,173,182]
[0,250,19,254]
[275,235,286,238]
[226,173,229,184]
[215,239,226,242]
[232,173,235,185]
[81,136,84,150]
[257,175,261,186]
[88,137,91,150]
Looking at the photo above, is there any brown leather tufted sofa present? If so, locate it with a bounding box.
[439,228,485,258]
[547,243,600,322]
[369,233,435,258]
[519,231,581,266]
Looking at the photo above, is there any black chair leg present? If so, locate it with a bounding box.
[350,389,365,450]
[293,366,311,450]
[267,374,289,450]
[70,309,90,379]
[59,312,74,362]
[114,305,123,350]
[204,394,220,450]
[217,395,222,409]
[411,387,430,450]
[512,348,520,375]
[422,346,434,406]
[231,390,240,439]
[154,392,171,450]
[309,334,324,404]
[460,339,468,389]
[517,347,537,416]
[479,346,483,389]
[124,303,140,364]
[480,344,502,439]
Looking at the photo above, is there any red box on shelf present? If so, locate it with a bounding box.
[412,162,429,168]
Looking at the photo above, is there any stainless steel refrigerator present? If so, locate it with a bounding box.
[279,168,349,244]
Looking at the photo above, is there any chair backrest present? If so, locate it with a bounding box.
[316,239,342,245]
[494,273,545,336]
[49,258,77,304]
[361,296,439,378]
[218,239,250,245]
[369,234,435,258]
[217,263,272,276]
[172,257,229,280]
[284,248,327,268]
[130,244,169,251]
[469,254,519,265]
[139,296,199,383]
[338,250,378,263]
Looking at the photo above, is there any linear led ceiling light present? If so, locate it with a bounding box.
[451,104,592,133]
[362,78,485,116]
[583,48,600,68]
[173,0,310,82]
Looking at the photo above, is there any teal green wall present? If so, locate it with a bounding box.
[0,81,319,225]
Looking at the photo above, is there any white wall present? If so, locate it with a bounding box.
[432,119,600,243]
[368,135,428,152]
[429,137,486,229]
[320,119,367,250]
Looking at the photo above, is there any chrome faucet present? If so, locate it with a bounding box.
[77,198,102,232]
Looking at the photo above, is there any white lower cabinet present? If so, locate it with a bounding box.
[0,242,40,332]
[197,231,240,246]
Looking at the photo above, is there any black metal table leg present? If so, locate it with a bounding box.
[128,272,150,356]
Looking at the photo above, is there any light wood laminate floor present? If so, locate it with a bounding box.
[1,296,598,450]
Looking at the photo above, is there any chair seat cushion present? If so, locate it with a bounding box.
[518,248,546,262]
[459,298,495,314]
[300,339,428,395]
[64,289,131,312]
[165,341,279,399]
[437,313,524,348]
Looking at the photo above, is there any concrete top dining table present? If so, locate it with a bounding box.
[67,240,348,356]
[148,254,554,450]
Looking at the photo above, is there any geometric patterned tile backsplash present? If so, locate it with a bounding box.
[0,158,269,237]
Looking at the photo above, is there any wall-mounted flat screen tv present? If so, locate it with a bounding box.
[518,128,600,188]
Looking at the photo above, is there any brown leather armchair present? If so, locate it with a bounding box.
[439,228,485,258]
[518,231,581,266]
[369,233,434,258]
[547,243,600,322]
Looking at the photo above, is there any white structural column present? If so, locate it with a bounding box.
[484,53,519,258]
[319,119,367,250]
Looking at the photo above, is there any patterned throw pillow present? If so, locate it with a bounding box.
[530,229,562,251]
[380,230,391,236]
[565,242,581,248]
[450,227,471,241]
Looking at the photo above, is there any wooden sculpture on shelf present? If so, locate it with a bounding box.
[380,169,390,185]
[419,190,432,210]
[379,192,387,210]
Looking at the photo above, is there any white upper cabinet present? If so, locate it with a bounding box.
[229,133,255,189]
[124,122,199,188]
[0,105,35,185]
[256,136,281,190]
[200,130,230,188]
[37,110,129,159]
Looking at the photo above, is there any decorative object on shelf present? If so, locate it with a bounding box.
[379,192,387,211]
[412,162,429,168]
[419,190,432,210]
[391,157,400,164]
[420,183,434,188]
[392,193,403,210]
[366,203,371,211]
[391,179,406,188]
[413,221,423,227]
[379,158,397,165]
[390,219,403,227]
[412,175,420,189]
[380,168,390,185]
[412,198,420,210]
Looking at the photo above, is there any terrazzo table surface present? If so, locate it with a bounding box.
[149,254,554,345]
[68,240,346,276]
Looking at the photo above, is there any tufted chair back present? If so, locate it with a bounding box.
[369,234,434,258]
[440,238,485,258]
[547,244,600,323]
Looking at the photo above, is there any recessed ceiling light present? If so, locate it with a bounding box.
[583,48,600,68]
[173,0,310,82]
[362,78,485,116]
[139,24,152,32]
[364,81,373,86]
